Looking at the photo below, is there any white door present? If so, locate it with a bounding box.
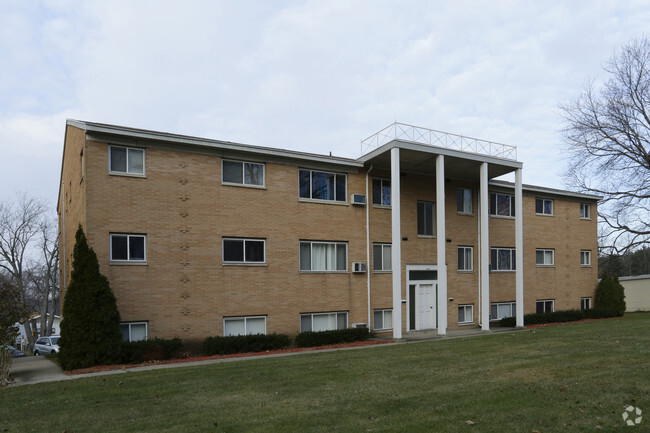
[417,283,436,330]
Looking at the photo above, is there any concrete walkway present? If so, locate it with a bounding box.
[7,326,526,387]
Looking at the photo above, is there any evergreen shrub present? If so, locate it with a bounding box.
[202,333,291,356]
[295,327,370,348]
[121,338,184,364]
[595,272,626,316]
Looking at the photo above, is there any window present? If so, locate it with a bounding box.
[222,238,265,264]
[372,178,391,206]
[581,297,592,310]
[299,169,346,202]
[457,188,472,214]
[109,145,145,175]
[536,249,554,266]
[373,243,392,271]
[458,305,474,324]
[417,201,435,236]
[120,322,147,342]
[458,246,473,271]
[491,302,516,321]
[535,198,554,215]
[536,299,554,314]
[490,247,516,271]
[110,234,146,262]
[222,160,264,186]
[300,311,348,332]
[580,250,591,266]
[580,203,591,219]
[374,309,393,330]
[299,241,347,271]
[490,193,515,217]
[224,316,266,336]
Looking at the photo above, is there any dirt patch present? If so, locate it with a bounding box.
[67,339,395,375]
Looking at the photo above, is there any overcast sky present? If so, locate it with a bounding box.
[1,0,649,206]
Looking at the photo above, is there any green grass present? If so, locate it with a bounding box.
[1,313,648,432]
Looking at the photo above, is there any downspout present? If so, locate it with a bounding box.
[365,165,374,329]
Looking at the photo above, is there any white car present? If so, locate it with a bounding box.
[33,336,60,355]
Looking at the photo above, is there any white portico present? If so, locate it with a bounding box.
[360,123,525,339]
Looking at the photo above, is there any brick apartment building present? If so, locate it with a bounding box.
[57,120,599,342]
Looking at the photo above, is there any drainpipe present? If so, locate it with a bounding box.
[365,165,373,329]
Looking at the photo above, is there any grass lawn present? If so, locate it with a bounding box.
[1,313,648,432]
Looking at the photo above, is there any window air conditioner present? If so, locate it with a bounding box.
[351,193,366,206]
[352,262,366,273]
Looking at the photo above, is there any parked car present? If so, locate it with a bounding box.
[33,336,60,355]
[0,344,26,357]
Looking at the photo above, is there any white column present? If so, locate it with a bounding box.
[515,168,524,327]
[436,155,447,335]
[391,148,402,339]
[480,162,490,331]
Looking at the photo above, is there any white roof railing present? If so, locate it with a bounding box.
[361,122,517,161]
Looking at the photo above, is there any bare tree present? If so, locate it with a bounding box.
[0,193,47,348]
[31,218,59,337]
[561,36,650,254]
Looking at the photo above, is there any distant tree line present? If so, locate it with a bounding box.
[599,247,650,278]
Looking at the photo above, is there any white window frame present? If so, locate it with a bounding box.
[580,297,592,310]
[300,311,348,332]
[490,247,516,271]
[535,248,555,266]
[299,169,347,203]
[373,309,393,331]
[458,304,474,324]
[457,188,472,214]
[372,178,391,207]
[108,145,145,176]
[110,233,147,263]
[223,316,267,336]
[490,302,516,321]
[580,203,591,219]
[417,200,436,237]
[535,198,554,216]
[458,246,474,272]
[373,243,392,272]
[580,250,591,266]
[222,238,266,264]
[490,193,515,217]
[120,322,148,342]
[536,299,555,314]
[221,159,265,187]
[299,241,348,272]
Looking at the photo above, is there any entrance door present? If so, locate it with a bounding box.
[417,283,436,330]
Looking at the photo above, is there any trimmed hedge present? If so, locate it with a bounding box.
[202,333,291,356]
[295,328,370,348]
[121,338,184,364]
[499,308,621,327]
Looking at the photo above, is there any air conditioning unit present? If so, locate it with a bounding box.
[352,262,366,273]
[352,323,368,329]
[351,193,366,206]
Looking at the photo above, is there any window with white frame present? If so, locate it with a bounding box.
[491,302,516,321]
[110,234,146,262]
[458,304,474,324]
[458,246,473,271]
[536,299,554,314]
[222,238,265,264]
[457,188,472,214]
[580,203,591,219]
[222,159,264,186]
[490,247,516,271]
[120,322,148,342]
[223,316,266,336]
[373,309,393,330]
[373,243,392,271]
[535,198,554,215]
[300,311,348,332]
[372,178,391,206]
[299,241,347,271]
[417,201,435,236]
[580,250,591,266]
[490,193,515,217]
[299,169,346,202]
[109,145,145,175]
[536,249,555,266]
[581,297,592,310]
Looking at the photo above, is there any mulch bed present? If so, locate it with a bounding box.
[525,316,624,329]
[67,339,395,375]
